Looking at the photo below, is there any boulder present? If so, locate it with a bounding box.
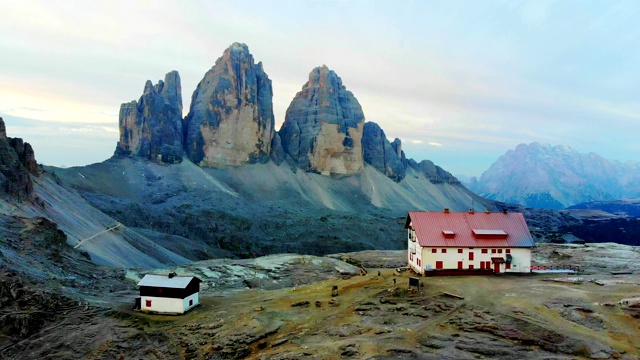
[184,42,275,168]
[279,65,365,175]
[114,71,184,164]
[362,122,405,182]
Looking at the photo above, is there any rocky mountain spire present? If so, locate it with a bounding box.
[279,65,365,175]
[183,42,275,168]
[114,71,184,163]
[0,117,39,198]
[362,122,406,182]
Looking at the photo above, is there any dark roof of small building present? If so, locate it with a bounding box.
[405,211,535,248]
[491,257,506,264]
[137,274,200,289]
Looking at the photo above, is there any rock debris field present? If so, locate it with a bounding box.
[1,244,640,359]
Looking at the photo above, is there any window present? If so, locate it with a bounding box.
[145,300,152,308]
[458,249,463,253]
[506,249,511,254]
[189,299,193,306]
[506,263,511,270]
[432,248,437,253]
[480,262,485,269]
[491,249,496,254]
[469,265,474,269]
[417,259,421,266]
[410,253,413,261]
[469,252,474,261]
[458,261,463,269]
[157,287,163,294]
[485,261,491,268]
[498,249,503,254]
[441,249,447,253]
[481,249,488,254]
[436,261,444,269]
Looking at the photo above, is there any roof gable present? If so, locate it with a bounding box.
[137,274,201,289]
[405,211,534,248]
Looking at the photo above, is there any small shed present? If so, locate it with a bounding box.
[136,273,201,314]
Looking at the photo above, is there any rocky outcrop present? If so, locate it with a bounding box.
[362,122,405,182]
[0,117,39,198]
[408,159,460,185]
[114,71,183,164]
[184,43,275,168]
[279,65,365,175]
[391,138,408,169]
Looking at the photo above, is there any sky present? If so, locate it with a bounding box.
[1,0,639,177]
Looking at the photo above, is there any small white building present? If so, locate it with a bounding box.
[137,274,201,314]
[406,209,534,275]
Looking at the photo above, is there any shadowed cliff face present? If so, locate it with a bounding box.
[280,65,365,175]
[362,122,406,182]
[114,71,184,164]
[184,43,275,168]
[0,117,39,198]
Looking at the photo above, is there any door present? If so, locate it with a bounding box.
[458,261,463,269]
[436,261,444,269]
[494,263,500,273]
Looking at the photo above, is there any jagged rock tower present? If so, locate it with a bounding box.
[114,71,184,163]
[184,43,275,167]
[280,65,365,176]
[0,117,39,197]
[362,122,406,182]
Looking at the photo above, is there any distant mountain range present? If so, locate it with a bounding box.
[468,142,640,209]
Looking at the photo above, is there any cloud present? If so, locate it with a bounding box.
[428,142,443,147]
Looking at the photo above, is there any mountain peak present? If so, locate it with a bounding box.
[114,71,184,163]
[471,143,640,209]
[279,65,364,175]
[184,43,274,167]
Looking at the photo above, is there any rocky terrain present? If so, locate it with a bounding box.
[1,244,639,359]
[469,142,640,209]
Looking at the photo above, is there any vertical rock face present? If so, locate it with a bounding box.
[184,43,275,168]
[280,65,365,175]
[362,122,406,182]
[0,117,38,198]
[114,71,184,164]
[391,138,408,169]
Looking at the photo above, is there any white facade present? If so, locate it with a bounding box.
[141,293,199,314]
[407,229,532,275]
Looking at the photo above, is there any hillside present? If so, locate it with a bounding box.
[469,142,640,209]
[47,156,490,260]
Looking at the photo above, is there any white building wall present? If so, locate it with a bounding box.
[418,246,532,274]
[505,248,531,273]
[141,296,185,313]
[408,227,422,273]
[182,292,199,311]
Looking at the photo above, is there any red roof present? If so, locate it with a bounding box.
[405,211,535,248]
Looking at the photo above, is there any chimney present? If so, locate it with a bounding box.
[502,209,507,214]
[168,271,177,278]
[468,209,474,214]
[485,209,490,214]
[444,208,449,214]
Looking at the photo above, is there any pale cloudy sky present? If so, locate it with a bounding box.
[1,0,639,176]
